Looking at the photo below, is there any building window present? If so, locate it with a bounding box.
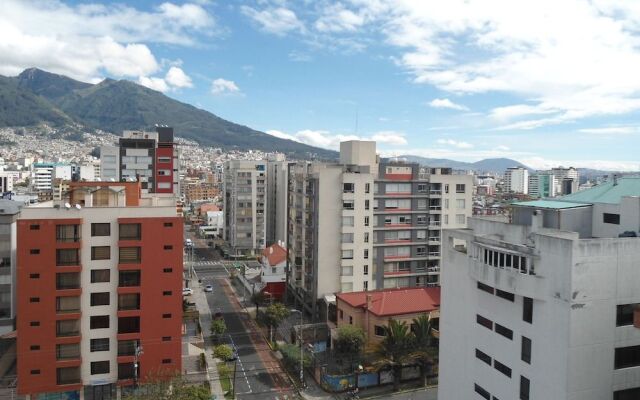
[91,361,110,375]
[90,315,110,329]
[475,349,491,365]
[456,199,466,209]
[365,199,370,210]
[374,326,386,336]
[496,289,515,302]
[91,223,111,236]
[119,247,141,264]
[521,336,532,364]
[163,291,172,296]
[30,224,40,230]
[90,292,110,306]
[90,269,110,283]
[455,214,465,224]
[164,222,173,227]
[29,297,40,303]
[162,359,172,364]
[56,319,80,337]
[343,201,354,210]
[603,213,621,224]
[118,363,135,380]
[349,316,353,324]
[495,323,513,340]
[474,383,490,400]
[56,272,80,290]
[163,268,173,273]
[90,338,110,352]
[30,321,40,327]
[364,232,369,243]
[417,183,427,193]
[477,282,494,295]
[364,265,369,275]
[91,246,111,261]
[163,313,172,318]
[342,250,353,260]
[341,233,354,243]
[456,184,465,193]
[364,249,369,259]
[56,225,80,242]
[615,387,640,400]
[363,281,368,291]
[119,270,141,287]
[615,345,640,369]
[520,376,530,400]
[30,249,40,255]
[343,183,354,193]
[417,199,427,209]
[365,183,370,193]
[617,304,638,326]
[163,245,173,250]
[494,359,512,377]
[476,314,493,330]
[118,294,140,310]
[31,370,41,375]
[162,336,171,341]
[56,249,79,266]
[56,343,80,360]
[118,317,140,334]
[30,345,40,350]
[56,296,80,313]
[57,367,81,385]
[523,297,533,323]
[119,223,142,240]
[339,309,344,320]
[342,216,354,226]
[30,273,40,279]
[364,216,369,226]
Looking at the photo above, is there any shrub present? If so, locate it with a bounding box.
[214,344,233,361]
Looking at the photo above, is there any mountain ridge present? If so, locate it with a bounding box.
[0,68,337,159]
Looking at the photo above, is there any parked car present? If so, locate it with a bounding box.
[204,284,213,293]
[184,239,193,247]
[182,287,193,296]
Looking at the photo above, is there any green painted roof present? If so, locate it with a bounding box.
[513,200,591,209]
[560,176,640,204]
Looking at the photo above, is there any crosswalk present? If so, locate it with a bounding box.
[187,260,220,266]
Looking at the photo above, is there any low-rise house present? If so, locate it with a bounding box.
[336,287,440,345]
[259,243,287,300]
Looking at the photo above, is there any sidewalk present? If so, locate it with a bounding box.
[191,277,226,399]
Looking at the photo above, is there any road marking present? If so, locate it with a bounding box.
[228,334,252,394]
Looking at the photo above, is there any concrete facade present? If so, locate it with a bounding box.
[504,167,529,194]
[440,191,640,400]
[528,172,556,198]
[0,200,20,335]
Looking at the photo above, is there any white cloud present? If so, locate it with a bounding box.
[165,66,193,88]
[241,6,304,36]
[288,51,312,62]
[496,145,510,151]
[138,76,169,92]
[578,126,640,135]
[520,157,639,171]
[211,78,240,95]
[315,3,365,32]
[436,138,474,149]
[0,1,215,82]
[428,98,469,111]
[265,129,407,149]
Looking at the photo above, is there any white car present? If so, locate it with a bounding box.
[204,284,213,293]
[182,287,193,296]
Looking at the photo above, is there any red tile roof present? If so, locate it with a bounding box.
[337,287,440,317]
[262,243,287,266]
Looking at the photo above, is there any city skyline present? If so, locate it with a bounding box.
[3,1,640,171]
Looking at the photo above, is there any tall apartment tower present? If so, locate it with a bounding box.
[440,177,640,400]
[0,200,20,335]
[223,160,267,255]
[373,163,472,289]
[266,156,294,246]
[99,127,179,194]
[17,181,182,399]
[504,167,529,194]
[551,166,579,195]
[528,172,557,198]
[287,141,376,319]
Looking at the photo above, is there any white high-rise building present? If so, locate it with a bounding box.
[440,176,640,400]
[552,167,579,195]
[504,167,529,194]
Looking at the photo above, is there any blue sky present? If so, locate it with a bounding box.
[2,0,640,170]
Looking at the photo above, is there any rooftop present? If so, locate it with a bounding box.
[512,200,591,209]
[337,287,440,317]
[559,176,640,204]
[262,243,287,266]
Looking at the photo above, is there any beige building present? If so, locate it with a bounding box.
[336,287,440,346]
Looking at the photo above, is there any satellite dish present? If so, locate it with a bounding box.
[75,204,82,210]
[109,178,115,182]
[64,203,71,209]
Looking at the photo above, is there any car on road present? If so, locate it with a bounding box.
[182,287,193,296]
[204,284,213,293]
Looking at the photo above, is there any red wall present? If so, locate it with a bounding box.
[154,147,175,194]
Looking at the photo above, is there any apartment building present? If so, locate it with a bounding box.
[440,176,640,400]
[223,160,267,255]
[31,163,72,192]
[373,163,472,289]
[504,167,529,194]
[100,127,179,194]
[0,200,20,335]
[266,158,294,246]
[552,166,579,195]
[287,141,376,319]
[16,181,182,399]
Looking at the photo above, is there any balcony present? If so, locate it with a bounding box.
[56,343,81,361]
[56,296,81,315]
[56,249,80,267]
[118,316,140,334]
[56,225,81,243]
[429,190,442,196]
[56,320,81,338]
[428,251,441,257]
[428,221,441,227]
[56,273,81,290]
[429,205,442,211]
[118,247,141,265]
[57,366,81,386]
[118,294,141,311]
[118,270,141,287]
[119,223,142,241]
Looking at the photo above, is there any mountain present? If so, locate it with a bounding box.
[397,155,531,173]
[1,68,336,159]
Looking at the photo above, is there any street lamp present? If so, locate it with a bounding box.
[290,309,304,388]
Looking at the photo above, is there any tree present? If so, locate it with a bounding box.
[373,320,415,391]
[210,318,227,343]
[280,343,310,375]
[214,344,234,361]
[410,314,436,387]
[251,291,266,314]
[265,303,290,343]
[334,325,365,369]
[122,375,210,400]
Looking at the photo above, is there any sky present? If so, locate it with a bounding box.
[3,0,640,171]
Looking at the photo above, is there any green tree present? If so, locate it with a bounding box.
[214,344,234,360]
[265,303,290,343]
[374,319,416,391]
[334,325,365,369]
[280,343,311,375]
[122,375,210,400]
[410,314,436,387]
[210,318,227,343]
